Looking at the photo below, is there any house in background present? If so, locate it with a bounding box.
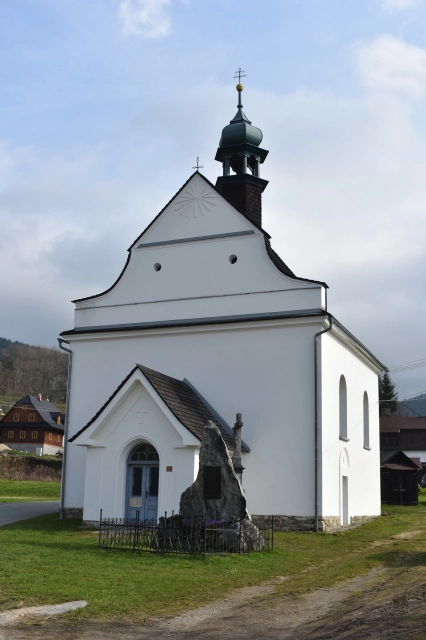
[380,450,421,505]
[60,83,385,531]
[0,395,64,455]
[380,414,426,487]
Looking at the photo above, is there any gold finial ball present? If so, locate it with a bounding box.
[236,83,244,92]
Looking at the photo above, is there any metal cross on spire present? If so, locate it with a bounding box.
[234,68,247,83]
[192,157,204,171]
[234,69,246,109]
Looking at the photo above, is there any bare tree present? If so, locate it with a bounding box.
[0,342,68,408]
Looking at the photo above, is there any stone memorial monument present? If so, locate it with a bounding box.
[180,420,265,551]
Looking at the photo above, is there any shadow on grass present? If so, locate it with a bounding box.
[369,550,426,568]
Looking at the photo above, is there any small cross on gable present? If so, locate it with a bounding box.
[135,403,148,424]
[192,157,204,171]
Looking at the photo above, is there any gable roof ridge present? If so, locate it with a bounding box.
[72,253,131,304]
[136,364,234,448]
[73,173,216,304]
[68,365,139,442]
[69,362,237,449]
[264,238,328,287]
[183,378,249,453]
[128,172,201,251]
[72,170,327,304]
[380,449,421,469]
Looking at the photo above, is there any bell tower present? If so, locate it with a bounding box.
[215,69,269,228]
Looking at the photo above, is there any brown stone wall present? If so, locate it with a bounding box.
[82,520,100,529]
[64,508,83,519]
[251,514,378,532]
[349,515,377,526]
[221,182,263,228]
[252,515,317,531]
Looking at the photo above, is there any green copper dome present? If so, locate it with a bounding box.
[218,108,263,148]
[215,79,268,183]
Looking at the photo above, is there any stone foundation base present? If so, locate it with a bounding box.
[252,514,378,532]
[252,515,316,531]
[80,513,378,531]
[348,515,377,527]
[82,520,100,529]
[63,508,83,519]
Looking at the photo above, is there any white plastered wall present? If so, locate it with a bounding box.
[64,317,321,517]
[73,174,324,330]
[319,330,381,521]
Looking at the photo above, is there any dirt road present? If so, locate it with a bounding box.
[3,559,426,640]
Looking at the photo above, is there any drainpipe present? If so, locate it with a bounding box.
[58,338,72,520]
[314,315,333,532]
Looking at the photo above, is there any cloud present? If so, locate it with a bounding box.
[0,140,152,343]
[356,35,426,97]
[2,42,426,382]
[380,0,419,12]
[119,0,172,38]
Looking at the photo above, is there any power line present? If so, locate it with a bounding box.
[399,391,426,401]
[397,401,425,418]
[389,357,426,374]
[395,375,426,388]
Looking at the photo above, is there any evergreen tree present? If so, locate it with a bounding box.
[379,373,398,414]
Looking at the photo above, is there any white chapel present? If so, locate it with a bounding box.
[60,81,385,531]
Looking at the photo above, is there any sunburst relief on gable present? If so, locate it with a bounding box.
[173,179,218,218]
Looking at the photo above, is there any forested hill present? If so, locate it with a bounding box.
[0,337,30,362]
[0,337,68,408]
[399,393,426,417]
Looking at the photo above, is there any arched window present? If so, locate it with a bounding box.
[129,443,159,462]
[363,392,370,449]
[339,375,348,440]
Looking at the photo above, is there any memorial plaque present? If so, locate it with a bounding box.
[204,466,221,499]
[130,497,142,508]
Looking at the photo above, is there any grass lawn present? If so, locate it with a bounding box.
[0,479,60,502]
[0,494,425,623]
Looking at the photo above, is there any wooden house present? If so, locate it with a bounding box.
[380,414,426,486]
[380,450,421,505]
[0,395,64,455]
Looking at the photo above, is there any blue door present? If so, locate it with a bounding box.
[127,465,159,520]
[127,443,159,521]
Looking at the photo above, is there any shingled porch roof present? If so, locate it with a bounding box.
[69,364,249,452]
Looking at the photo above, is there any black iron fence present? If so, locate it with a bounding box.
[98,510,274,555]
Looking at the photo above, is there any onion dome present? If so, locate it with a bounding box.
[215,81,268,176]
[218,98,263,149]
[215,73,269,228]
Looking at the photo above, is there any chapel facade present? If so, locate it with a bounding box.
[60,81,385,531]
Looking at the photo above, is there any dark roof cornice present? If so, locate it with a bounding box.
[60,309,325,337]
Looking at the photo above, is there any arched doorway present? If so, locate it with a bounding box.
[339,448,350,526]
[126,443,159,520]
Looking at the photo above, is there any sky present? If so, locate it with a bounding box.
[1,0,426,398]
